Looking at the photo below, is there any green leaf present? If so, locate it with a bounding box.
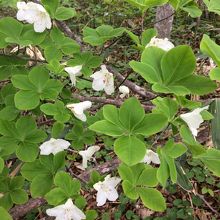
[42,0,59,17]
[125,0,168,10]
[204,0,220,15]
[89,120,124,137]
[210,99,220,149]
[134,113,168,136]
[0,17,23,43]
[122,180,139,200]
[200,34,220,66]
[14,90,40,110]
[83,25,125,46]
[0,157,4,173]
[54,171,81,196]
[114,136,146,165]
[152,97,178,121]
[195,149,220,177]
[55,7,77,20]
[0,207,12,220]
[16,143,38,162]
[119,97,145,131]
[131,46,216,95]
[10,189,28,204]
[137,167,158,187]
[141,28,157,46]
[209,67,220,80]
[31,174,53,198]
[45,188,67,205]
[138,188,166,211]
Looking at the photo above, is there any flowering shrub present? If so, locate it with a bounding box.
[0,0,220,219]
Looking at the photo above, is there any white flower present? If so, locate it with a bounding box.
[146,37,174,51]
[16,1,52,33]
[93,175,121,206]
[39,138,71,155]
[46,198,86,220]
[180,106,209,137]
[90,65,114,95]
[119,85,129,98]
[78,145,100,170]
[66,101,92,122]
[64,66,83,86]
[141,149,160,164]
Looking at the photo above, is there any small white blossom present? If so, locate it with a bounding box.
[79,145,100,170]
[146,37,174,51]
[46,198,86,220]
[180,106,209,137]
[141,149,160,164]
[16,1,52,33]
[93,175,121,206]
[39,138,71,155]
[119,85,129,98]
[66,101,92,122]
[90,65,114,95]
[64,66,83,86]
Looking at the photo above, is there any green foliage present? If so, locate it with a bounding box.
[90,98,168,165]
[170,0,202,17]
[12,66,63,110]
[21,152,65,197]
[157,140,187,187]
[130,46,216,96]
[204,0,220,15]
[55,7,77,20]
[67,52,103,76]
[200,34,220,66]
[0,207,12,220]
[40,100,71,123]
[0,176,28,209]
[65,124,95,150]
[119,163,166,211]
[83,25,125,46]
[0,116,46,161]
[124,0,168,11]
[45,171,81,205]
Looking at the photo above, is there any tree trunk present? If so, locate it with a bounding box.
[154,4,174,39]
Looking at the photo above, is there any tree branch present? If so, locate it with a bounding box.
[10,198,46,220]
[72,93,154,111]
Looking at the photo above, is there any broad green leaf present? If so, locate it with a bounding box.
[119,97,145,131]
[137,167,158,187]
[31,174,53,198]
[0,157,4,173]
[55,7,77,20]
[103,105,121,126]
[138,188,166,211]
[16,142,38,162]
[157,153,169,187]
[131,46,216,95]
[134,113,167,136]
[114,136,146,165]
[54,171,81,196]
[180,125,206,156]
[83,25,125,46]
[122,180,139,200]
[45,188,67,205]
[125,0,168,10]
[10,189,28,204]
[195,149,220,177]
[200,34,220,66]
[210,99,220,149]
[209,67,220,81]
[152,97,178,121]
[14,90,40,110]
[0,207,12,220]
[204,0,220,15]
[141,28,157,46]
[42,0,59,16]
[0,17,23,43]
[89,120,124,137]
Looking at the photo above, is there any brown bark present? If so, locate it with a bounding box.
[154,4,174,38]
